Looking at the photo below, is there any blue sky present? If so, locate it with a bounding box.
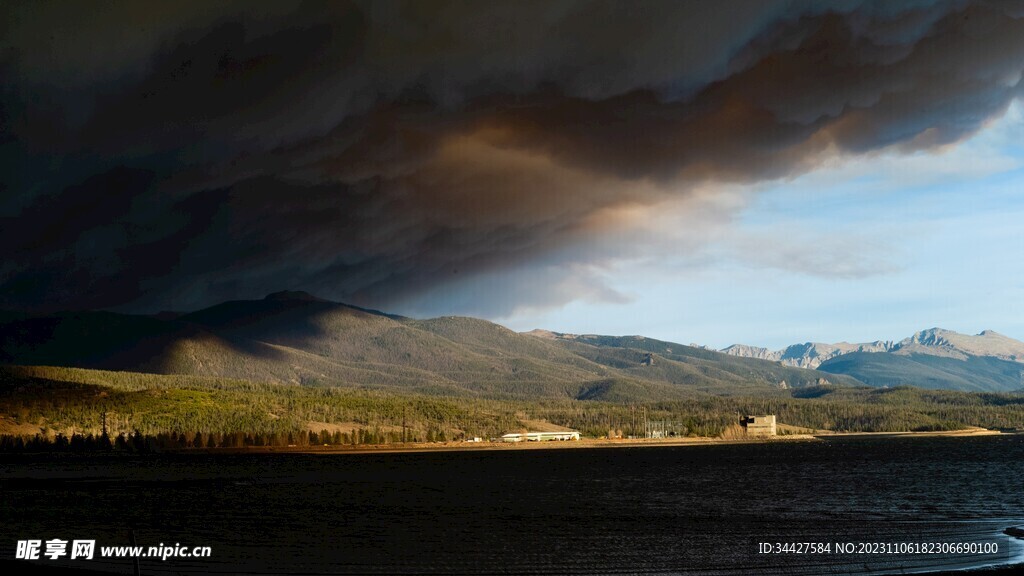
[498,102,1024,349]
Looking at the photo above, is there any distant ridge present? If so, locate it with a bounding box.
[719,328,1024,392]
[721,340,894,369]
[721,328,1024,368]
[897,328,1024,362]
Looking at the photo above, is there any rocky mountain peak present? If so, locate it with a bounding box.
[721,328,1024,369]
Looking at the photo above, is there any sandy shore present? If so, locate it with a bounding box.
[813,426,1006,439]
[198,434,813,455]
[192,427,1016,456]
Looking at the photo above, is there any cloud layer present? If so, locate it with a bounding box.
[2,0,1024,314]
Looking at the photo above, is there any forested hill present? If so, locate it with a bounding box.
[0,291,860,402]
[2,365,1023,443]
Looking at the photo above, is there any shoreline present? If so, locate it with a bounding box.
[2,428,1013,459]
[198,426,1013,456]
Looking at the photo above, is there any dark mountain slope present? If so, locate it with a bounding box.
[0,293,869,401]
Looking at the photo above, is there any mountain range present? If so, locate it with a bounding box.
[2,293,1021,398]
[721,328,1024,392]
[0,291,859,403]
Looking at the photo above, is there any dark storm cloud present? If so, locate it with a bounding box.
[2,0,1023,314]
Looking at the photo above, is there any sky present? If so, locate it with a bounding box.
[502,101,1024,348]
[2,0,1024,349]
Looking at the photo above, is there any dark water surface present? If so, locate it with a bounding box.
[2,436,1024,575]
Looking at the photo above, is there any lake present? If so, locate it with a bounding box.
[2,435,1023,575]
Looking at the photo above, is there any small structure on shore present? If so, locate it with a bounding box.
[501,431,581,442]
[741,415,777,436]
[645,420,687,438]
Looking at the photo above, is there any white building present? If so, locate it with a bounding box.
[501,431,581,442]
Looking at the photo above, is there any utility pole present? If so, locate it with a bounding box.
[402,406,407,444]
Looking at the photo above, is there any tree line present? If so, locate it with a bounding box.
[0,427,454,453]
[3,367,1024,445]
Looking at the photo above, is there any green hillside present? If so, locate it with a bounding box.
[543,333,865,391]
[818,352,1024,392]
